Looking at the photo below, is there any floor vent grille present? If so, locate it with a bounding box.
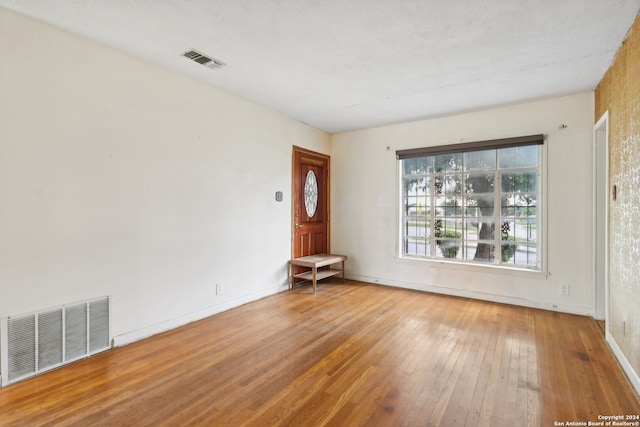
[1,296,110,386]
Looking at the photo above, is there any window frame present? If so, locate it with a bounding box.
[397,135,545,272]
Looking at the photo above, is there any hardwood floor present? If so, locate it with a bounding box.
[1,280,638,426]
[595,319,606,337]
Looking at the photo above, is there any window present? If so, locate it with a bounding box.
[398,135,543,270]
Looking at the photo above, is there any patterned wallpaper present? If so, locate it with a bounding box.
[595,11,640,380]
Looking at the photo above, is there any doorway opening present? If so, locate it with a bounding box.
[593,111,609,329]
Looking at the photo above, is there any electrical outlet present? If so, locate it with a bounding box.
[216,283,223,295]
[559,285,570,296]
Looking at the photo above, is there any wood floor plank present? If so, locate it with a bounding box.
[0,280,638,426]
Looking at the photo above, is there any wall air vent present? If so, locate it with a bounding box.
[0,296,111,387]
[181,49,226,69]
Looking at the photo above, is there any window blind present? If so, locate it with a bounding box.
[396,134,544,159]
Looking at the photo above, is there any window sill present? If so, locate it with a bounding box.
[396,255,548,280]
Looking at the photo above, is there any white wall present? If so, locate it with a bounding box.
[0,8,330,345]
[331,93,595,315]
[0,6,596,360]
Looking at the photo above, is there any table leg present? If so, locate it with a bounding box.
[312,267,317,294]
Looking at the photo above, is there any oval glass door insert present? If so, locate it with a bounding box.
[304,170,318,217]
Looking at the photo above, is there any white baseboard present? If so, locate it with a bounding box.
[347,273,593,317]
[606,331,640,397]
[112,284,288,348]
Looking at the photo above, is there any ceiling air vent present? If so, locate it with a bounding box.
[181,49,226,69]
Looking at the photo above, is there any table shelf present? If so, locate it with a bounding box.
[293,269,344,282]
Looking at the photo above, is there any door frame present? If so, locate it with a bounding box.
[593,111,609,324]
[291,146,331,258]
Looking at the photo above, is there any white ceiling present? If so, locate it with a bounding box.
[2,1,639,133]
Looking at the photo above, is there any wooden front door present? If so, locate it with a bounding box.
[293,147,330,259]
